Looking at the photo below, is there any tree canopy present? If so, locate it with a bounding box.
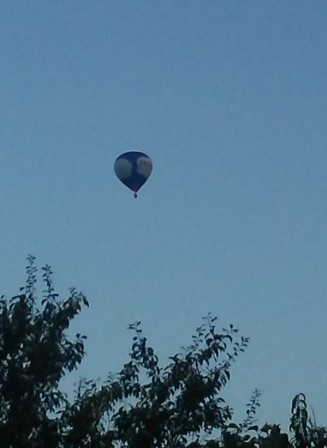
[0,256,326,447]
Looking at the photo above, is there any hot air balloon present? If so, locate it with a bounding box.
[114,151,153,198]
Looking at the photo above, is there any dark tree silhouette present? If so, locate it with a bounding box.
[1,256,323,448]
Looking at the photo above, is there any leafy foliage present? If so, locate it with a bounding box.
[61,315,250,448]
[0,257,325,448]
[0,257,249,448]
[0,255,89,447]
[290,393,327,448]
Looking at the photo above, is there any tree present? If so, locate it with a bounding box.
[5,257,322,447]
[289,394,327,448]
[0,256,88,448]
[0,256,249,448]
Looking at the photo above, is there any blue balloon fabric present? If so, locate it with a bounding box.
[114,151,153,197]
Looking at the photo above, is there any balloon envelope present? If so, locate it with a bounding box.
[114,151,153,197]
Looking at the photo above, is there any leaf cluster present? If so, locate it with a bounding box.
[0,255,88,447]
[3,257,325,448]
[0,258,249,448]
[62,315,249,448]
[290,393,327,448]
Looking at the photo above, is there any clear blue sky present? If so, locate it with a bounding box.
[0,1,326,430]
